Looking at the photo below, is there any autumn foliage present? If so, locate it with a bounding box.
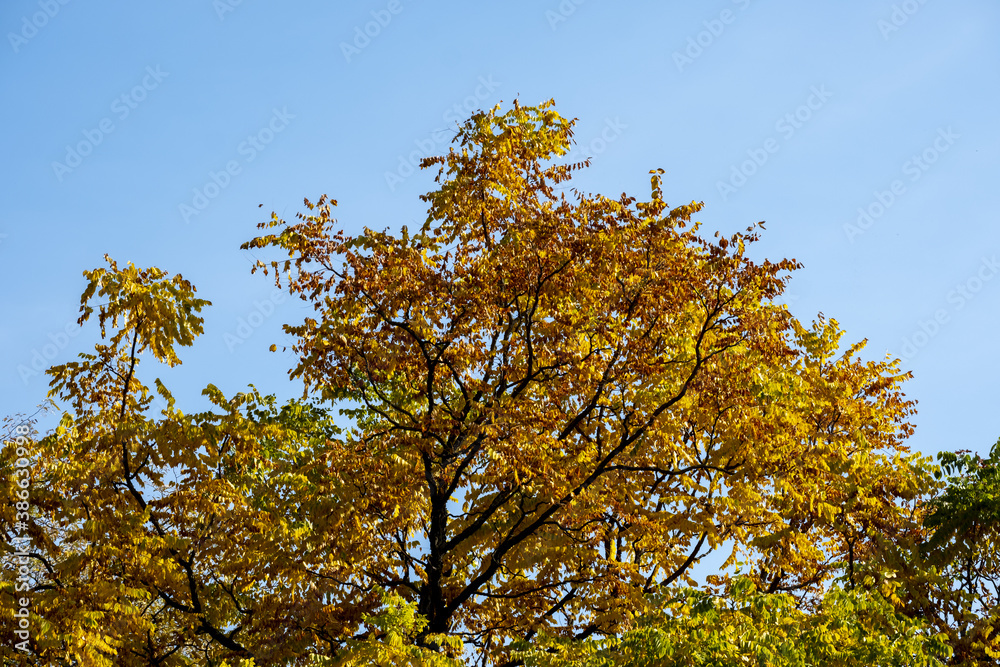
[2,101,994,665]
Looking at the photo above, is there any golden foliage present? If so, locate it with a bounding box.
[1,101,931,665]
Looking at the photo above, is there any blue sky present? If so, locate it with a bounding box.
[3,0,999,464]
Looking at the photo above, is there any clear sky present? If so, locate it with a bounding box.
[3,0,999,463]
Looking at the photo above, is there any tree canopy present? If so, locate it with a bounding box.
[2,101,991,665]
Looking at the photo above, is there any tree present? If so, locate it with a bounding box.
[864,442,1000,666]
[2,101,932,665]
[514,576,950,667]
